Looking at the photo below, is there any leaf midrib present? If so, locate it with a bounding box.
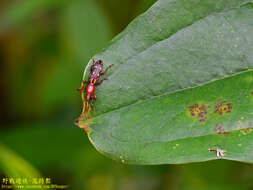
[87,69,252,122]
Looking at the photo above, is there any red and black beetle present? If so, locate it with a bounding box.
[78,59,113,111]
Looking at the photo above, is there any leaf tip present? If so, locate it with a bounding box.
[74,113,93,134]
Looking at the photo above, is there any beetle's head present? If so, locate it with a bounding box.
[97,60,103,65]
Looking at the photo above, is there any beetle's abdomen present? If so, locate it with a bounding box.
[86,83,95,95]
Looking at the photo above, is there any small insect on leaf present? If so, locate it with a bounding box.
[208,147,226,158]
[77,59,113,112]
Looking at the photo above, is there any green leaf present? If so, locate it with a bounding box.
[76,0,253,164]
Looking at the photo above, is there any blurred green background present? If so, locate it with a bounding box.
[1,0,253,189]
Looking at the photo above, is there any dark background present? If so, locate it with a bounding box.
[1,0,253,189]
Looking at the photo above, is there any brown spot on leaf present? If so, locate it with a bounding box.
[214,101,232,115]
[241,128,252,135]
[189,103,208,122]
[245,128,252,133]
[251,92,253,96]
[214,123,229,136]
[164,98,169,103]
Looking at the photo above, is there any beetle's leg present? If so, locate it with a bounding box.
[85,100,89,111]
[77,80,88,92]
[89,101,96,113]
[100,64,114,76]
[95,78,108,86]
[92,93,96,100]
[77,86,84,92]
